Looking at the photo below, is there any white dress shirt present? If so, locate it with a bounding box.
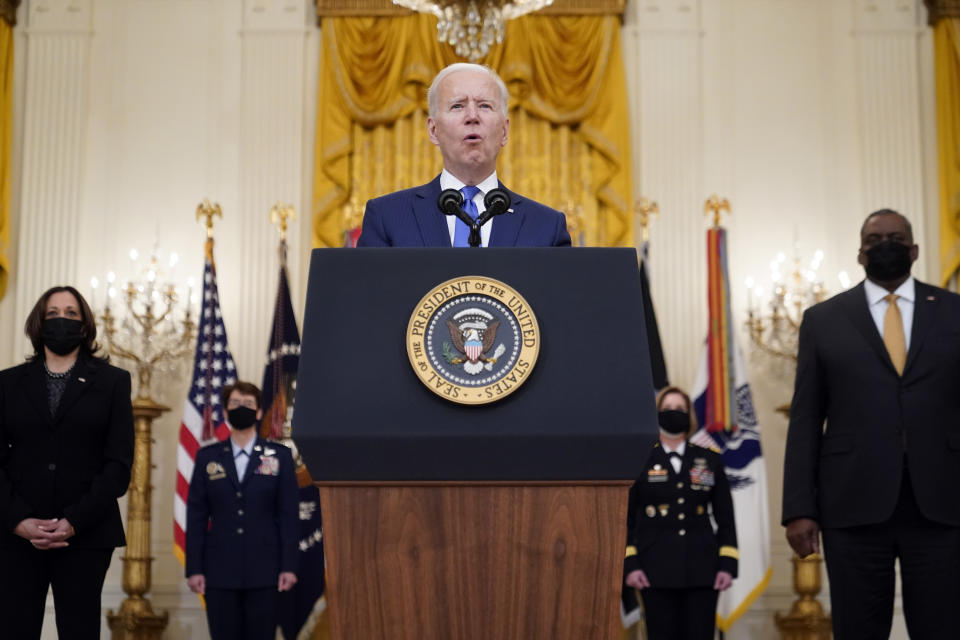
[231,437,255,481]
[661,440,686,474]
[864,276,915,352]
[439,169,499,248]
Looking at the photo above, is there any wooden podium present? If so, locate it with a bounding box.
[294,248,659,640]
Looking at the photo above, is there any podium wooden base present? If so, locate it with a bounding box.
[318,481,631,640]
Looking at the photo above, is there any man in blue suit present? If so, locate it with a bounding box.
[186,381,299,640]
[357,62,571,248]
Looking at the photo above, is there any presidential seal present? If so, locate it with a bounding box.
[406,276,539,405]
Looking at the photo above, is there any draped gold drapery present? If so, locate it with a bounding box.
[933,16,960,286]
[0,10,14,301]
[312,13,633,248]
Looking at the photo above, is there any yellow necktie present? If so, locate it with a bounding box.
[883,293,906,375]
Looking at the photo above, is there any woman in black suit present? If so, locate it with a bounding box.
[0,285,134,639]
[624,386,738,640]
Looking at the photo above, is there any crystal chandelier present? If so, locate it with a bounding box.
[745,249,838,364]
[393,0,554,62]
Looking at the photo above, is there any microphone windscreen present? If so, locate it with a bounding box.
[484,188,512,215]
[438,189,464,215]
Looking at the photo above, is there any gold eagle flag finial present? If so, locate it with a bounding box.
[634,197,660,244]
[196,200,223,262]
[704,195,731,228]
[196,200,222,239]
[269,203,296,243]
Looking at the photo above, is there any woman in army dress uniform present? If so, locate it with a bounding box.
[624,386,738,640]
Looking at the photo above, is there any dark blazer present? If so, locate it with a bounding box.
[0,357,134,548]
[624,442,738,588]
[782,279,960,529]
[185,436,298,589]
[356,175,572,247]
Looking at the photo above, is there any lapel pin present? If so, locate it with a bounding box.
[78,377,86,382]
[927,296,935,301]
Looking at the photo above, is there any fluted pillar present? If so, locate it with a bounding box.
[853,0,928,241]
[626,0,706,388]
[228,0,309,381]
[13,0,92,355]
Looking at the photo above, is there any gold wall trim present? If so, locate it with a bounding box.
[926,0,960,25]
[316,0,625,18]
[0,0,20,27]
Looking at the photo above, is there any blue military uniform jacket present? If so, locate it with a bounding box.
[185,436,299,589]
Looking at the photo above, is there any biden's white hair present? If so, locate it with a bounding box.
[427,63,509,118]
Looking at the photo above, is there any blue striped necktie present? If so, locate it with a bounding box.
[452,185,481,247]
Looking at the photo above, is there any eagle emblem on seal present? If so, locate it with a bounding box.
[444,308,507,375]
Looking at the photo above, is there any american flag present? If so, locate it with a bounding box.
[262,254,327,639]
[173,247,238,566]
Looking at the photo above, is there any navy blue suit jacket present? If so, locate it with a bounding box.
[185,436,299,589]
[357,175,571,247]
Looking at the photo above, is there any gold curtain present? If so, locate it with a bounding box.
[0,17,12,300]
[312,13,633,248]
[934,17,960,286]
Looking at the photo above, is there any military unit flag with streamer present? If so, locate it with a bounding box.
[689,225,772,631]
[173,242,238,566]
[261,253,326,640]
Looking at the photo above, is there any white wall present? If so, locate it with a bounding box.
[3,0,936,637]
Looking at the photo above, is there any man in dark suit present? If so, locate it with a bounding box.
[357,62,571,248]
[782,209,960,639]
[186,381,299,640]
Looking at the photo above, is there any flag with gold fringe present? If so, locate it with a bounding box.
[690,225,771,631]
[261,242,326,640]
[173,235,237,566]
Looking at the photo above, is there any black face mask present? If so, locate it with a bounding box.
[41,317,84,356]
[227,407,258,431]
[864,241,912,282]
[658,409,690,435]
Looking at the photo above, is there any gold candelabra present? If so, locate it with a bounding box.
[745,250,830,366]
[100,245,197,639]
[774,554,832,639]
[740,243,840,639]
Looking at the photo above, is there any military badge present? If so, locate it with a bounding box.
[206,461,226,481]
[690,461,715,488]
[255,456,279,476]
[406,276,539,405]
[647,466,668,483]
[645,505,656,518]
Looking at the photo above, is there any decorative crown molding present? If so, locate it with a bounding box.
[315,0,625,18]
[0,0,21,27]
[924,0,960,25]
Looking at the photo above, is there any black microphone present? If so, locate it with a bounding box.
[437,189,476,231]
[477,188,512,227]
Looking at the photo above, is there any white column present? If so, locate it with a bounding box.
[13,0,93,356]
[852,0,928,269]
[628,0,706,390]
[222,0,310,382]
